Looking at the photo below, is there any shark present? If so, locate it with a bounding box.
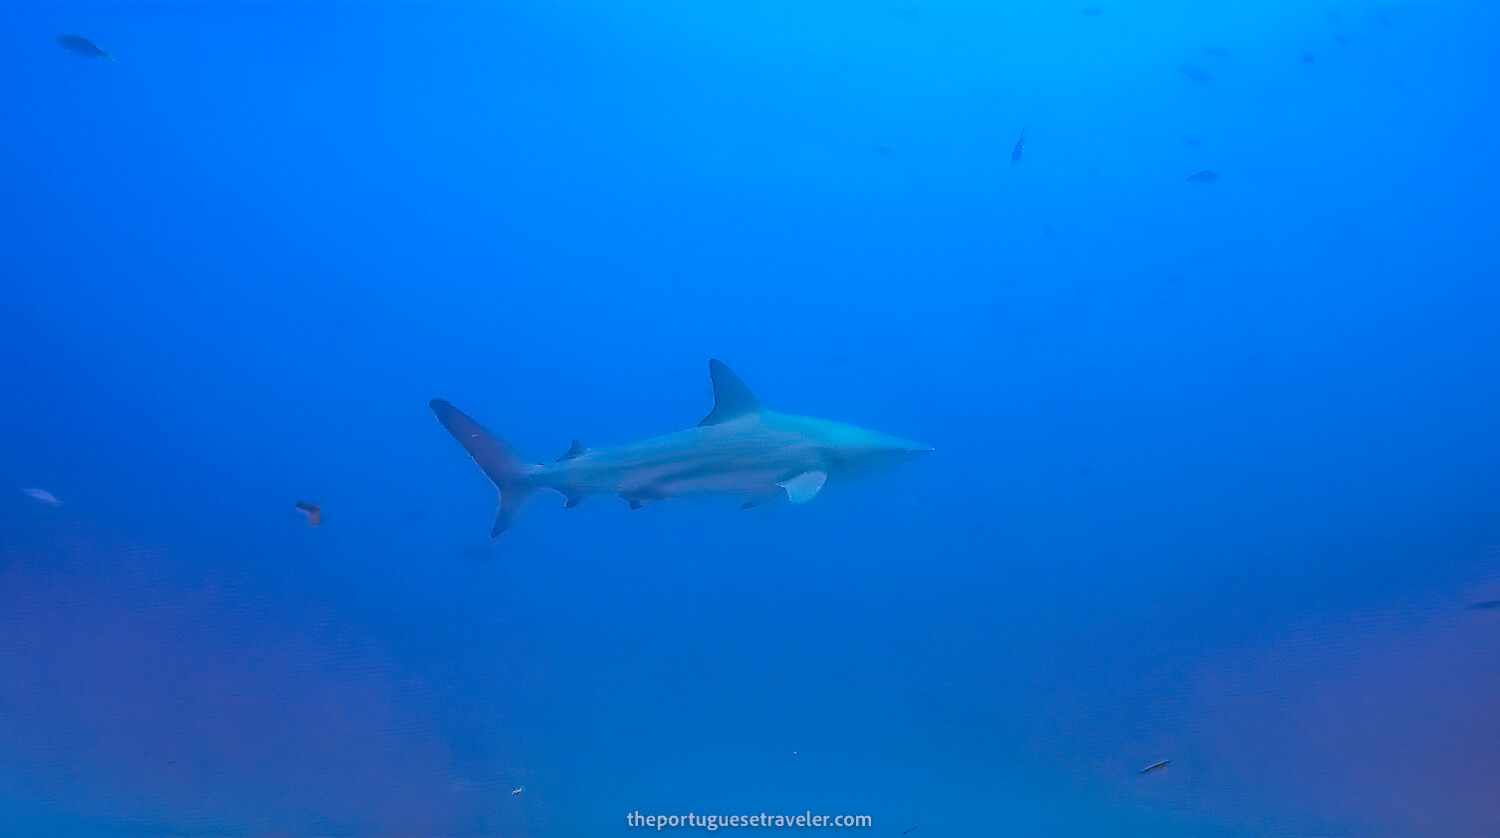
[431,359,932,537]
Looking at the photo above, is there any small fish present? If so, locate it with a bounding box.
[511,786,524,796]
[1187,170,1219,182]
[1302,53,1317,63]
[1010,128,1026,165]
[1469,600,1500,610]
[56,35,113,60]
[21,488,61,505]
[295,502,322,526]
[871,145,894,155]
[903,828,918,835]
[1139,759,1171,774]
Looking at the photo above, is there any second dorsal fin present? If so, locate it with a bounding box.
[699,359,764,426]
[557,440,587,461]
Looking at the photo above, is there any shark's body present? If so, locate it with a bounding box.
[431,359,931,537]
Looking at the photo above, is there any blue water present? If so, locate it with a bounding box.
[3,1,1498,835]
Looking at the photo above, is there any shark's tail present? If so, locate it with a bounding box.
[430,399,540,538]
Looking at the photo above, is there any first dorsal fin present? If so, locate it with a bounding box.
[557,440,587,461]
[699,359,764,426]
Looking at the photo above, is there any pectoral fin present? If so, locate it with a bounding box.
[777,470,828,504]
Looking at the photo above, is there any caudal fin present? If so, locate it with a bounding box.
[430,399,538,537]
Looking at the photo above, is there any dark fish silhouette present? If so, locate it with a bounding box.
[1302,53,1317,63]
[1139,759,1171,774]
[1179,65,1211,83]
[1469,600,1500,610]
[871,145,894,155]
[56,35,113,60]
[295,502,322,526]
[1010,128,1026,164]
[902,828,918,835]
[1187,170,1219,182]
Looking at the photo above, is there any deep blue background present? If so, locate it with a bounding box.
[3,1,1498,835]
